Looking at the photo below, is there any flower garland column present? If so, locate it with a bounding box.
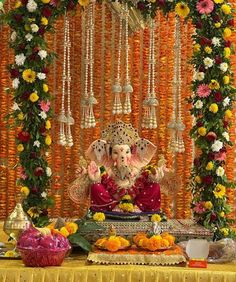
[6,0,86,226]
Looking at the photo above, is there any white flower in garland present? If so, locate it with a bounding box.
[216,166,225,177]
[27,0,37,12]
[220,62,228,73]
[223,97,230,107]
[195,100,203,109]
[39,111,47,119]
[46,167,52,177]
[15,53,26,66]
[10,31,17,42]
[37,73,46,80]
[25,33,33,42]
[12,102,20,111]
[193,71,205,81]
[12,78,20,89]
[33,140,40,148]
[38,50,47,60]
[211,140,223,152]
[31,24,39,33]
[222,132,229,142]
[41,192,47,198]
[212,37,221,47]
[204,57,214,69]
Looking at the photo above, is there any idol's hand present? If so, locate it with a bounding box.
[149,166,166,182]
[88,161,101,183]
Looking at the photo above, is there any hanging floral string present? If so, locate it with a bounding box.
[123,2,133,115]
[112,10,123,115]
[142,18,158,129]
[168,17,185,153]
[58,14,74,147]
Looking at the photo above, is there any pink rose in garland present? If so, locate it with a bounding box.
[206,131,217,142]
[197,84,211,98]
[39,101,50,112]
[193,202,206,214]
[196,0,214,14]
[18,131,30,142]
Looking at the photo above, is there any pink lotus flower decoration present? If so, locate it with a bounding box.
[197,84,211,98]
[193,202,206,214]
[196,0,214,14]
[39,101,50,112]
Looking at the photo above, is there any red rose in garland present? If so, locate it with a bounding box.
[34,167,44,177]
[42,7,52,18]
[18,131,31,142]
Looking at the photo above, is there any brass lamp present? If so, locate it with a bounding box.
[3,194,31,241]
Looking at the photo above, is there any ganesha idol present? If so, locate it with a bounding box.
[68,121,169,214]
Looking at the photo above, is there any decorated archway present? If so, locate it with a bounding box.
[2,0,235,239]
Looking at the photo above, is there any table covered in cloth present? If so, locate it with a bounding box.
[0,257,236,282]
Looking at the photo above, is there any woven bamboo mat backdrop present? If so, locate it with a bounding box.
[0,1,235,220]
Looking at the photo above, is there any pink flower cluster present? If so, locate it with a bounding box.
[196,0,214,14]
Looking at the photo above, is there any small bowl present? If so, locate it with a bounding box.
[18,247,70,267]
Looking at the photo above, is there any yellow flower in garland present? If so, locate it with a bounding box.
[214,0,223,3]
[215,22,221,28]
[221,4,231,15]
[45,135,52,146]
[17,112,24,120]
[24,25,30,31]
[219,211,225,217]
[93,212,106,222]
[20,186,30,197]
[223,75,230,85]
[79,0,89,7]
[198,127,207,136]
[45,120,51,130]
[151,214,162,222]
[43,83,49,92]
[27,207,40,218]
[213,184,226,199]
[224,47,231,59]
[195,176,202,184]
[206,161,214,171]
[209,103,218,114]
[17,144,24,152]
[175,2,190,18]
[204,201,213,210]
[225,109,232,119]
[22,69,36,83]
[15,0,22,8]
[223,27,232,38]
[204,46,212,54]
[220,228,229,237]
[209,80,220,90]
[41,0,50,3]
[193,44,201,53]
[41,17,48,26]
[119,202,134,212]
[29,92,39,103]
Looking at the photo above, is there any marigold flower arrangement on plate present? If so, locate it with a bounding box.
[133,232,175,252]
[94,225,130,252]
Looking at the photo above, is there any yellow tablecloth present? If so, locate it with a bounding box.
[1,222,236,282]
[0,257,236,282]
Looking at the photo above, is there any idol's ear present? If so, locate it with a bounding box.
[85,139,112,167]
[130,138,156,169]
